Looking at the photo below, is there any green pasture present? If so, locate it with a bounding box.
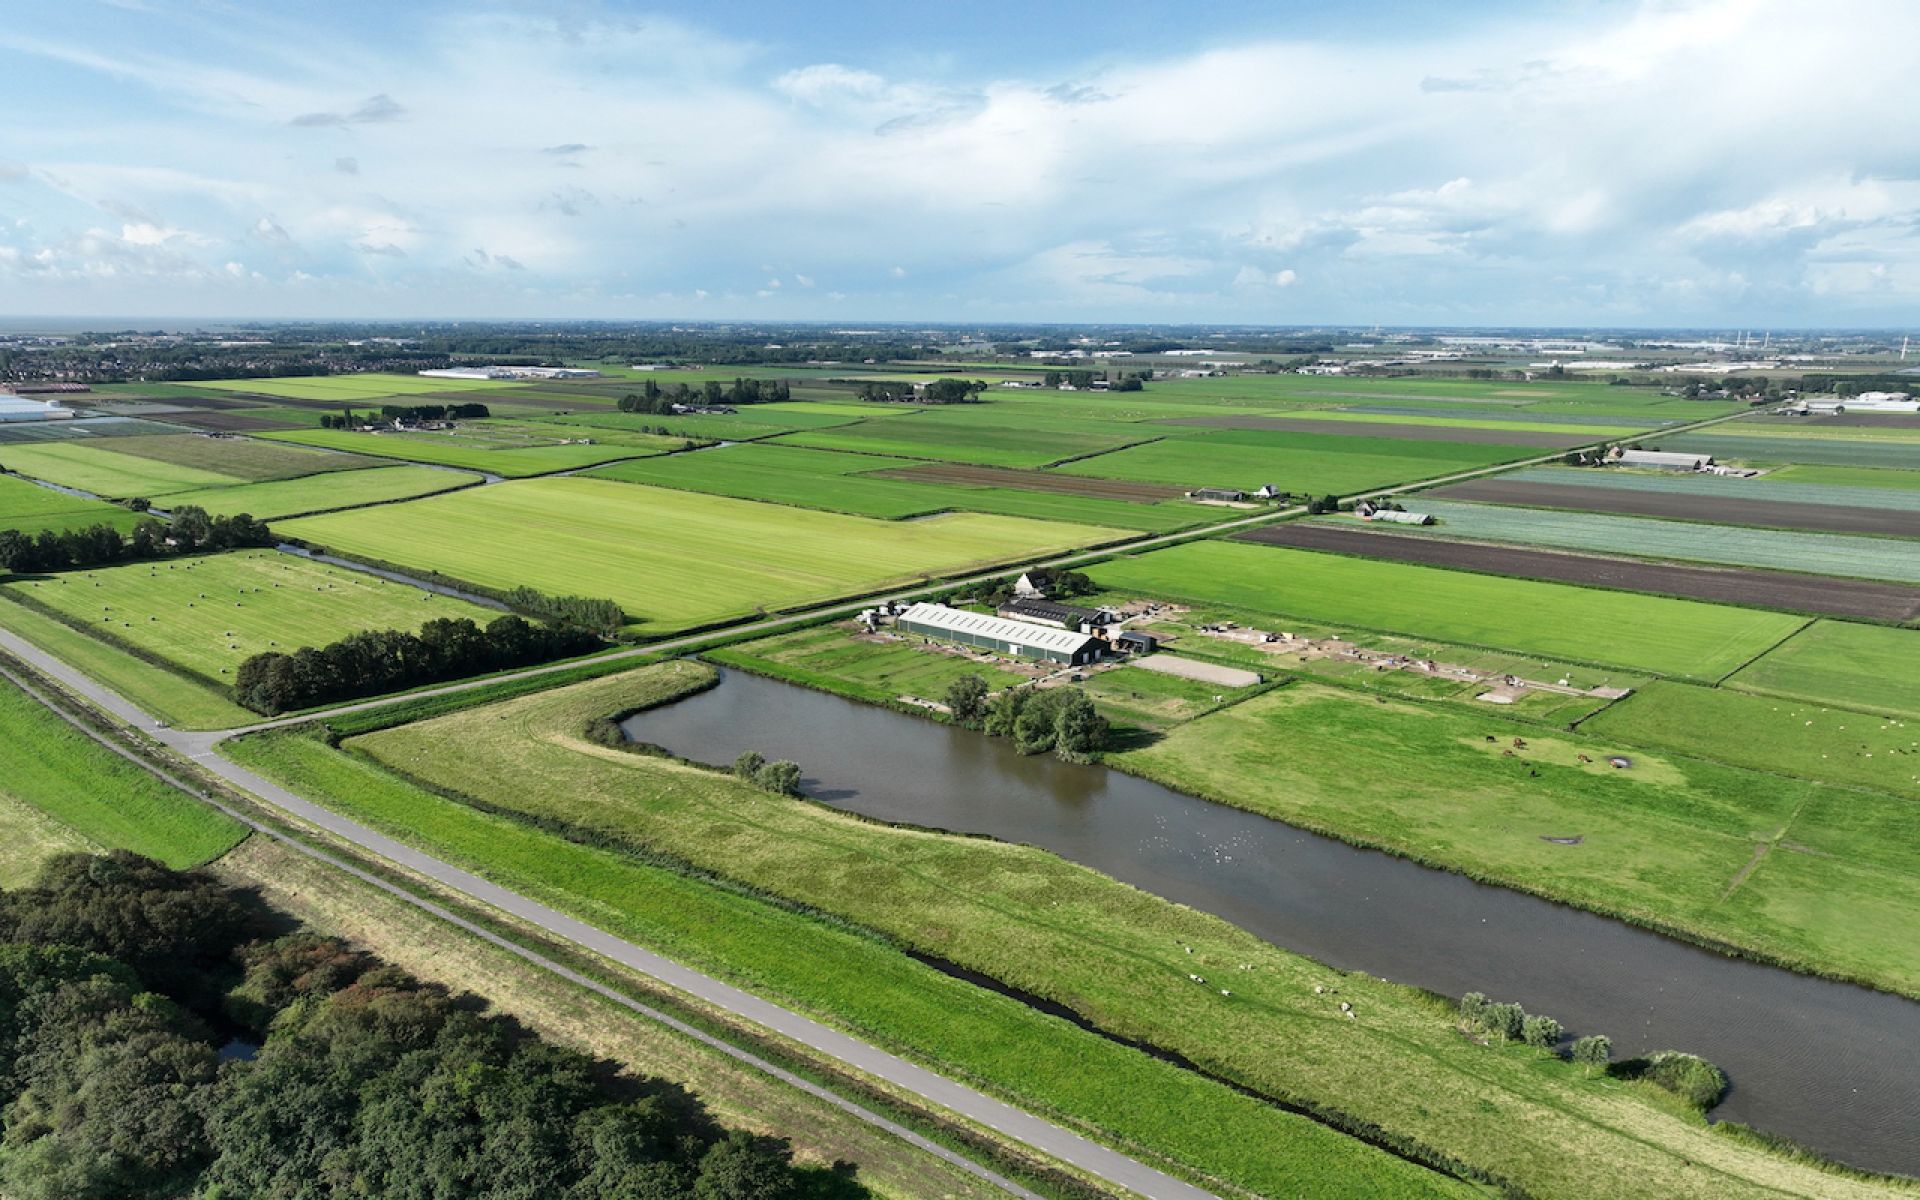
[217,660,1887,1199]
[544,408,861,439]
[1726,621,1920,720]
[258,423,682,475]
[98,432,379,480]
[1397,500,1920,583]
[0,440,240,497]
[281,478,1115,633]
[0,597,254,728]
[1584,681,1920,801]
[3,549,497,682]
[154,465,481,520]
[1057,427,1537,494]
[0,474,143,536]
[1766,464,1920,492]
[776,415,1154,468]
[707,624,1027,706]
[588,443,1205,531]
[1120,681,1920,996]
[0,676,245,868]
[1088,540,1806,679]
[195,372,515,401]
[1225,409,1631,437]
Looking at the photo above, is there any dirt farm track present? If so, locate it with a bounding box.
[1428,477,1920,538]
[1236,523,1920,621]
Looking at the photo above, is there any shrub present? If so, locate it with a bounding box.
[1570,1034,1611,1076]
[732,751,766,781]
[1632,1051,1728,1109]
[754,760,803,796]
[1521,1015,1563,1049]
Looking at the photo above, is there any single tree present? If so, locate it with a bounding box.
[754,760,803,797]
[1522,1014,1563,1049]
[943,674,990,727]
[1570,1034,1612,1077]
[732,751,766,781]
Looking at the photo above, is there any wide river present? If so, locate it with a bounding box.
[625,669,1920,1175]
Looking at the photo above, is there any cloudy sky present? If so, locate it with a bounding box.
[2,0,1915,325]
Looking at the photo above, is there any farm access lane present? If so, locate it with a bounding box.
[192,400,1777,744]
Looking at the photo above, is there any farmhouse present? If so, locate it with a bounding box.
[896,603,1102,666]
[997,596,1116,630]
[1253,483,1285,500]
[1607,447,1713,471]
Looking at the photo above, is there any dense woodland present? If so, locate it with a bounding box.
[0,852,855,1199]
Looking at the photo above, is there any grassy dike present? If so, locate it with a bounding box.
[224,661,1913,1200]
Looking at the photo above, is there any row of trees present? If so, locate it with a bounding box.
[943,677,1109,762]
[854,379,987,404]
[0,851,838,1200]
[502,586,627,637]
[978,565,1094,609]
[0,507,274,574]
[318,402,492,428]
[618,378,792,413]
[1459,991,1731,1105]
[233,614,602,714]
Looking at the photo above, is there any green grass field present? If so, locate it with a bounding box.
[99,433,380,481]
[195,372,515,401]
[1057,428,1536,495]
[1725,622,1920,719]
[259,423,683,476]
[1222,409,1627,437]
[0,474,143,536]
[211,660,1894,1200]
[1118,681,1920,995]
[154,465,481,520]
[3,549,497,682]
[0,440,241,497]
[282,478,1116,633]
[0,676,245,867]
[1766,464,1920,492]
[0,599,254,728]
[706,624,1027,707]
[775,414,1154,468]
[588,443,1206,531]
[1584,681,1920,801]
[1389,500,1920,583]
[1088,541,1807,679]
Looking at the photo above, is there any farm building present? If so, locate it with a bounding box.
[1115,630,1160,654]
[1607,447,1713,471]
[0,394,73,422]
[1254,483,1285,500]
[1188,487,1247,502]
[896,603,1103,666]
[1354,500,1433,525]
[418,366,600,382]
[997,597,1116,630]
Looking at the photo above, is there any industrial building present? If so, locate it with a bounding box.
[1608,447,1714,471]
[896,603,1103,666]
[418,366,600,382]
[997,597,1116,630]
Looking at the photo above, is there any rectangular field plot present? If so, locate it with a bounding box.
[1429,475,1920,539]
[1157,413,1602,447]
[1240,522,1920,622]
[2,549,499,683]
[709,625,1027,706]
[774,413,1155,468]
[0,416,186,444]
[0,474,143,536]
[1725,622,1920,720]
[259,422,682,475]
[92,432,380,480]
[1088,540,1806,678]
[1393,498,1920,583]
[1494,465,1920,513]
[1055,427,1538,495]
[195,372,515,401]
[1662,433,1920,470]
[589,444,1204,531]
[1765,464,1920,493]
[280,478,1117,633]
[0,440,242,497]
[155,465,481,520]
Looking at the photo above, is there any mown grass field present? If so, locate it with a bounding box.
[0,440,241,496]
[195,372,515,401]
[1726,622,1920,719]
[775,414,1154,469]
[1145,374,1739,420]
[1089,541,1806,679]
[3,549,496,682]
[1391,500,1920,583]
[589,443,1206,531]
[0,792,99,887]
[1057,428,1536,495]
[1583,681,1920,801]
[0,598,255,728]
[1238,409,1630,437]
[0,473,143,535]
[154,464,481,520]
[231,715,1463,1200]
[213,659,1907,1200]
[0,675,246,867]
[102,432,380,480]
[706,624,1027,706]
[1117,680,1920,995]
[260,423,683,476]
[282,478,1116,633]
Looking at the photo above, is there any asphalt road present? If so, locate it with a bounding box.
[0,399,1769,1198]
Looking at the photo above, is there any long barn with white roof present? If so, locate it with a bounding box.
[896,603,1103,666]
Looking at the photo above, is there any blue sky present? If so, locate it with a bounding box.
[2,0,1915,325]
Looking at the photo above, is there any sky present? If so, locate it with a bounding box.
[2,0,1916,326]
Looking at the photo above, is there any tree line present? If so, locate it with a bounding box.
[233,614,603,714]
[501,586,626,637]
[618,378,792,413]
[0,507,274,575]
[1458,992,1726,1105]
[854,379,986,404]
[319,402,490,428]
[943,678,1108,762]
[0,851,848,1200]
